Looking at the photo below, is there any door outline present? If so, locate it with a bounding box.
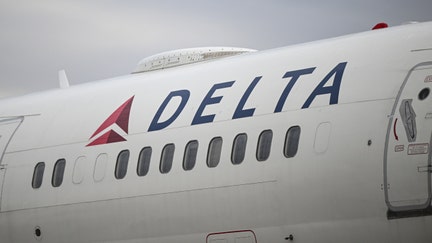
[384,62,432,214]
[206,230,257,243]
[0,117,24,211]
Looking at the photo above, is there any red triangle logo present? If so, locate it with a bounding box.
[86,130,127,146]
[87,96,134,146]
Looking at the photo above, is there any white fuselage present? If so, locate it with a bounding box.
[0,22,432,243]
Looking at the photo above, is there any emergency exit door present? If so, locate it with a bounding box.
[0,117,23,211]
[385,63,432,213]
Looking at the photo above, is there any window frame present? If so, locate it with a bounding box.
[137,146,152,177]
[207,137,223,168]
[32,162,45,189]
[52,159,66,187]
[115,150,130,179]
[284,126,301,158]
[183,140,198,171]
[160,143,175,174]
[231,133,247,165]
[256,129,273,161]
[72,156,87,184]
[94,153,108,182]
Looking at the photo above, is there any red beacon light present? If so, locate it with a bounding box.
[372,22,388,30]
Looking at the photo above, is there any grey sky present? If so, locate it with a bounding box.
[1,0,431,98]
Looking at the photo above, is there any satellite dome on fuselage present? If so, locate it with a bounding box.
[132,47,257,73]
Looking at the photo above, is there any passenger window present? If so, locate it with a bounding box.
[52,159,66,187]
[94,153,108,182]
[115,150,130,179]
[72,156,87,184]
[183,140,198,171]
[284,126,301,158]
[256,130,273,161]
[137,147,152,176]
[160,144,175,174]
[231,133,247,165]
[32,162,45,189]
[207,137,223,168]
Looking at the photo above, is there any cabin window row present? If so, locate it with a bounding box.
[32,159,65,189]
[31,126,300,189]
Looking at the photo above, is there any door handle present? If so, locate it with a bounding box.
[417,165,432,173]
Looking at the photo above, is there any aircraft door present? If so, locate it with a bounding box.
[0,117,23,209]
[385,63,432,213]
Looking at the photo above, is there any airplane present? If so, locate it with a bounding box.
[0,21,431,243]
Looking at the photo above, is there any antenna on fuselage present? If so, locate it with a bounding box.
[58,69,70,89]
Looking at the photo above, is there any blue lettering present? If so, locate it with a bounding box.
[274,67,315,113]
[148,90,190,131]
[302,62,347,109]
[192,81,234,125]
[233,76,262,119]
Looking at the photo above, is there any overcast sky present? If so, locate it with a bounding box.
[1,0,431,99]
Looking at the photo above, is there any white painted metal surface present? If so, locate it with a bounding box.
[0,22,431,243]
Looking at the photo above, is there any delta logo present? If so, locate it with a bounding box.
[86,96,134,146]
[86,62,347,146]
